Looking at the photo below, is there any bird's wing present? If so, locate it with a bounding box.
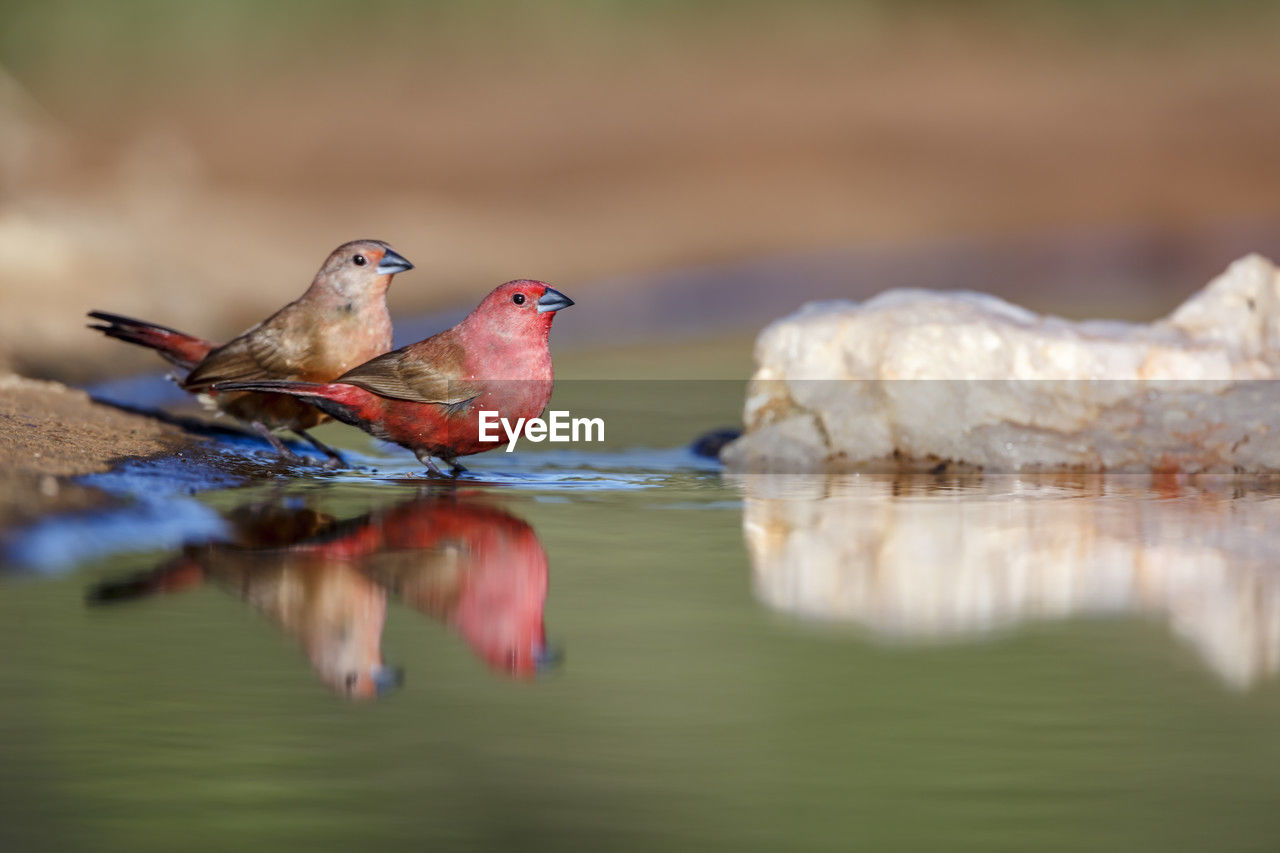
[336,340,482,407]
[182,308,313,390]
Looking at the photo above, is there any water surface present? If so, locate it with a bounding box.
[3,390,1280,851]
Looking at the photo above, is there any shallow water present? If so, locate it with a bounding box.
[5,387,1280,851]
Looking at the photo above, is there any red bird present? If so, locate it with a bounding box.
[88,239,413,466]
[214,280,573,475]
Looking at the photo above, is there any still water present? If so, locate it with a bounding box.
[4,385,1280,851]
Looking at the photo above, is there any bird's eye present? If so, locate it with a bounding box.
[512,293,526,305]
[353,255,367,266]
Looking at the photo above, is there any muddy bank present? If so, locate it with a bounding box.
[0,373,199,528]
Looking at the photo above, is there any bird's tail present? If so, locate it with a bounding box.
[86,554,206,605]
[87,311,215,371]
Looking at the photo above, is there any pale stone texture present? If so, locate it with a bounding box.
[739,474,1280,689]
[722,255,1280,472]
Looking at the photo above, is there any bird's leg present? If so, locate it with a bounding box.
[252,421,304,464]
[296,430,346,470]
[414,450,447,477]
[444,458,467,477]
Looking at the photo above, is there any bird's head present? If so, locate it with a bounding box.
[471,280,574,340]
[315,239,414,300]
[334,663,404,700]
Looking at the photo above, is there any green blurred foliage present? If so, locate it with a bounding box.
[1,0,1275,78]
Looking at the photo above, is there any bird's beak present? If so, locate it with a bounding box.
[373,664,404,696]
[376,248,414,275]
[536,287,574,314]
[533,642,563,674]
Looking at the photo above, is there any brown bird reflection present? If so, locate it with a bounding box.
[88,493,555,699]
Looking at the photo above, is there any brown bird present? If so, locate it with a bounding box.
[214,280,572,476]
[88,239,413,466]
[89,504,394,696]
[87,502,400,700]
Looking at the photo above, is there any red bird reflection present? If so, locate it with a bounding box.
[305,497,555,678]
[88,493,556,699]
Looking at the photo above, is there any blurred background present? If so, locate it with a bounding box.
[2,0,1280,381]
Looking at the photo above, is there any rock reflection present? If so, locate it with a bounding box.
[737,474,1280,688]
[88,493,554,698]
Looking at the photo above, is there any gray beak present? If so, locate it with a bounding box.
[533,642,563,674]
[536,287,574,314]
[376,248,414,275]
[373,665,404,696]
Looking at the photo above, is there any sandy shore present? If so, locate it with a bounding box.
[0,373,199,529]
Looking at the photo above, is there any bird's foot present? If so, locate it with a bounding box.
[296,430,347,470]
[253,422,306,466]
[415,453,448,477]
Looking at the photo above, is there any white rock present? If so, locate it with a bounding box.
[722,254,1280,472]
[738,474,1280,689]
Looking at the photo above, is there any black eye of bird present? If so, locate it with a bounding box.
[512,293,526,305]
[353,255,367,266]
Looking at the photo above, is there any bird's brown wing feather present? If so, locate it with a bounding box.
[182,332,310,389]
[181,306,316,390]
[337,339,482,406]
